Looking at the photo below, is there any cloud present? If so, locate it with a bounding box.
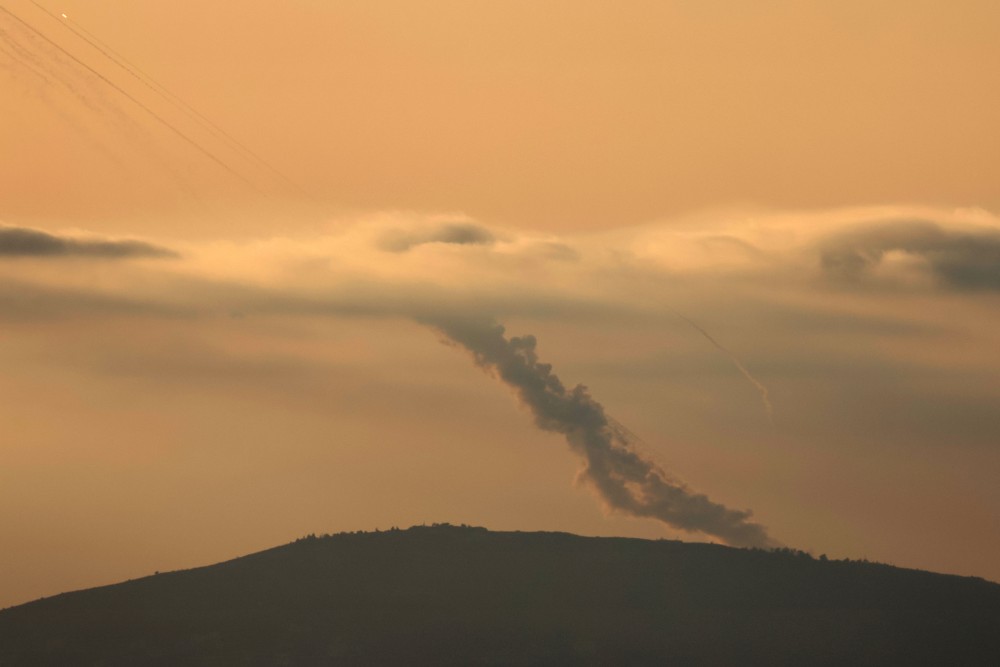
[819,220,1000,290]
[4,205,1000,566]
[0,279,191,323]
[0,225,178,259]
[378,222,496,252]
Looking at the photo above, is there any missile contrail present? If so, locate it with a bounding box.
[0,28,53,84]
[0,24,92,106]
[0,20,141,168]
[0,4,263,193]
[671,309,774,423]
[29,0,311,198]
[0,30,115,158]
[425,315,778,548]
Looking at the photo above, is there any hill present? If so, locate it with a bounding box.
[0,525,998,665]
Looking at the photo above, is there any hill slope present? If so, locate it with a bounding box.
[1,525,998,666]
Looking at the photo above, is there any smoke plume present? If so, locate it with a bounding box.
[425,315,778,548]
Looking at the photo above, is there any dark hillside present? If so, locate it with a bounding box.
[1,525,998,666]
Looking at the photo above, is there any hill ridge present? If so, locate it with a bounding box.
[2,524,998,665]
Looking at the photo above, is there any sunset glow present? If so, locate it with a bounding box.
[2,0,999,609]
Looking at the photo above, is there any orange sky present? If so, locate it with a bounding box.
[3,0,1000,232]
[2,0,999,607]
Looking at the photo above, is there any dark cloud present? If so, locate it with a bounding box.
[423,315,778,548]
[379,222,496,252]
[820,220,1000,290]
[0,225,178,259]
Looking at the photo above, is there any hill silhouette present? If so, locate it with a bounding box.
[1,524,998,665]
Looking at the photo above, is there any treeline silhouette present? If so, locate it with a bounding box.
[1,524,998,665]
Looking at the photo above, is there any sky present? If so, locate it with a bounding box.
[1,0,999,607]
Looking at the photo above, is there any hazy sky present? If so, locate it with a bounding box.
[2,0,999,607]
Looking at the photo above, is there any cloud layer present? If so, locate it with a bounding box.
[1,205,998,572]
[379,221,496,253]
[0,225,177,259]
[820,219,1000,290]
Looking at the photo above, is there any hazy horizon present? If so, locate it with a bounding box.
[2,0,999,609]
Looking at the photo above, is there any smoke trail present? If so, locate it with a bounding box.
[0,29,53,84]
[0,23,120,142]
[0,17,207,198]
[424,315,778,548]
[30,1,310,198]
[0,24,96,109]
[672,310,774,423]
[0,5,262,193]
[0,32,112,158]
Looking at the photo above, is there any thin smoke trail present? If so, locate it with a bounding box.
[0,5,263,193]
[1,16,211,201]
[0,22,141,170]
[31,1,310,198]
[671,309,774,423]
[0,25,93,107]
[2,12,196,171]
[0,29,55,84]
[425,315,778,548]
[2,16,144,123]
[0,31,131,171]
[0,31,98,139]
[3,10,193,188]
